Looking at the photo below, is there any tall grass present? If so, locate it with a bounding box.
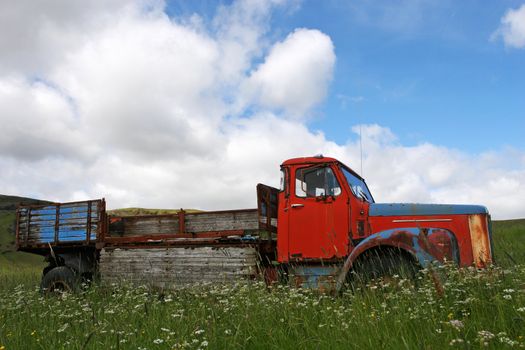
[0,221,523,350]
[493,219,525,266]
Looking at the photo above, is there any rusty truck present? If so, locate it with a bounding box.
[15,155,494,293]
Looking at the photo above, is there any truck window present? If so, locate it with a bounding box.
[341,167,374,203]
[295,166,341,198]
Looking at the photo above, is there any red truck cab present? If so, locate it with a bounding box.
[275,155,493,288]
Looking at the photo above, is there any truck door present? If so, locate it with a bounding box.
[287,165,348,260]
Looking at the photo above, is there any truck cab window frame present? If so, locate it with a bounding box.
[295,166,342,198]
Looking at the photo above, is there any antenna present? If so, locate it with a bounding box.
[359,123,363,177]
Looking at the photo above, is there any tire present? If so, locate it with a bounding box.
[40,266,78,295]
[351,248,419,286]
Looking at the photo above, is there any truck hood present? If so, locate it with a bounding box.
[369,203,488,217]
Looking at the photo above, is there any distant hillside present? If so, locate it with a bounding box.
[108,207,201,217]
[492,218,525,265]
[0,194,51,211]
[0,194,51,267]
[492,218,525,232]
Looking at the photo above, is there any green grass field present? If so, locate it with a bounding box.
[0,219,524,349]
[0,212,46,268]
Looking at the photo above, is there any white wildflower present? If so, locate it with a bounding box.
[499,336,518,347]
[477,330,495,341]
[57,323,69,333]
[450,338,464,346]
[449,320,464,330]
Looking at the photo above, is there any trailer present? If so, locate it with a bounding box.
[16,155,494,293]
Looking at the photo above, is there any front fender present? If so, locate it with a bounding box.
[335,227,459,292]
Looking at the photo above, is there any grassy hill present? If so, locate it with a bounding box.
[492,218,525,266]
[0,195,51,268]
[107,207,201,217]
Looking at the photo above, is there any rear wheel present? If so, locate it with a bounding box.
[40,266,78,295]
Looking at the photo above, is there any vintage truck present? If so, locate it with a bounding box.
[15,155,494,293]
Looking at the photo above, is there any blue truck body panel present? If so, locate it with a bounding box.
[17,200,104,246]
[369,203,488,217]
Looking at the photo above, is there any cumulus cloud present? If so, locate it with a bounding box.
[0,0,336,204]
[0,0,523,220]
[244,28,335,116]
[0,0,133,75]
[340,125,525,220]
[52,7,224,161]
[213,0,282,83]
[492,4,525,48]
[0,77,93,161]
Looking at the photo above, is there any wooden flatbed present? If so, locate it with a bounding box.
[16,188,278,288]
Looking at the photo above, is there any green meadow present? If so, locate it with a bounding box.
[0,218,524,349]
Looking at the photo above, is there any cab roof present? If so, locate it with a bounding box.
[281,155,364,180]
[281,155,338,166]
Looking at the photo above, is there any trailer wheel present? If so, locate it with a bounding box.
[351,248,419,286]
[40,266,78,295]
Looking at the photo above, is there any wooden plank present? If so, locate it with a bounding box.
[185,211,258,232]
[99,246,260,288]
[113,216,180,236]
[109,210,259,238]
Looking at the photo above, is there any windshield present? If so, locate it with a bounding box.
[341,167,374,203]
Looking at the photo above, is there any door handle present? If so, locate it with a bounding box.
[291,204,304,208]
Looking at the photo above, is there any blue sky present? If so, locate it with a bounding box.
[171,0,525,152]
[0,0,524,218]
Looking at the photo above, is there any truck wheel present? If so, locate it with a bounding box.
[351,249,419,286]
[40,266,78,295]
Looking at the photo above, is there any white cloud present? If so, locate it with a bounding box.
[245,28,335,116]
[342,125,525,220]
[0,0,133,76]
[0,0,523,221]
[492,4,525,48]
[213,0,282,83]
[51,7,224,161]
[0,77,94,161]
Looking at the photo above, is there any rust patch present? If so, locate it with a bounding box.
[468,214,492,268]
